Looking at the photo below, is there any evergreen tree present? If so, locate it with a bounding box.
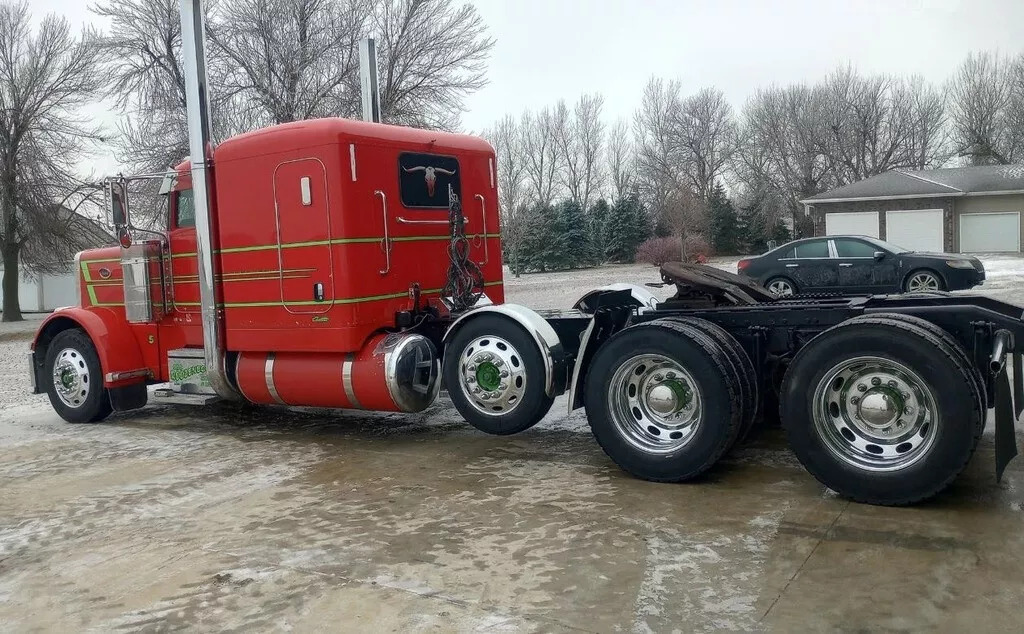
[708,184,742,255]
[519,203,556,272]
[552,200,591,269]
[588,198,612,264]
[606,193,650,262]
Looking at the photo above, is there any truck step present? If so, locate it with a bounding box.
[151,387,221,406]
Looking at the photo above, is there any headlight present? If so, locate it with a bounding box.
[945,260,975,269]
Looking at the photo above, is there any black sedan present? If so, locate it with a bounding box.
[737,235,986,296]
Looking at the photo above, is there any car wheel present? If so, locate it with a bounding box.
[766,277,796,297]
[904,270,944,293]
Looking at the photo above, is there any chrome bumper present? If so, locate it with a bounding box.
[27,350,38,394]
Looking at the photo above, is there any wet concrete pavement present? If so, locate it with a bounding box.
[2,396,1023,632]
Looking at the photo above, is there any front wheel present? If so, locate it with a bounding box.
[904,270,944,292]
[44,329,112,424]
[443,315,554,435]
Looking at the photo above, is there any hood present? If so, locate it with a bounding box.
[78,246,124,308]
[908,251,984,268]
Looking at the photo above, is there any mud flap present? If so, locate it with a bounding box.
[1014,352,1023,419]
[994,365,1018,482]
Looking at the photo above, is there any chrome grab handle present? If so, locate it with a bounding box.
[375,190,391,274]
[839,263,853,268]
[785,263,799,268]
[475,194,489,264]
[396,216,469,225]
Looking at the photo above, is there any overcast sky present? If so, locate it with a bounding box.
[27,0,1024,171]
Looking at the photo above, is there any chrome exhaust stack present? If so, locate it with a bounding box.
[179,0,238,400]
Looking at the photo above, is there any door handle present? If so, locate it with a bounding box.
[839,263,853,268]
[375,190,391,275]
[785,263,799,268]
[475,194,489,264]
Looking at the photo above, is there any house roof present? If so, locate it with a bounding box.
[802,164,1024,204]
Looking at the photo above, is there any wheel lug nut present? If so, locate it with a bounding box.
[904,406,913,415]
[467,376,476,383]
[654,374,664,382]
[888,380,897,388]
[666,372,676,379]
[494,360,504,367]
[857,384,867,392]
[871,377,881,386]
[499,383,508,391]
[500,371,509,378]
[472,387,481,394]
[851,396,860,404]
[468,364,477,372]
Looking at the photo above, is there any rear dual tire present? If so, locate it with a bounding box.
[583,319,753,482]
[780,317,983,505]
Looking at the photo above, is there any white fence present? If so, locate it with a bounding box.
[0,265,78,313]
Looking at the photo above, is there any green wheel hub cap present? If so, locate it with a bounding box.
[475,361,501,391]
[60,368,75,389]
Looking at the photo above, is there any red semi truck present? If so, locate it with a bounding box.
[26,0,1024,506]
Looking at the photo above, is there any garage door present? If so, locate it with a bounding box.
[886,209,943,253]
[960,212,1021,253]
[825,211,879,238]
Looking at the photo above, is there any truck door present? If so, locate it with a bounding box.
[274,159,334,313]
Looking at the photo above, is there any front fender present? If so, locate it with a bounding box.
[32,307,149,387]
[443,304,568,397]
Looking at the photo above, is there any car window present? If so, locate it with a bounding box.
[175,189,195,228]
[779,248,795,259]
[793,240,829,258]
[833,238,877,258]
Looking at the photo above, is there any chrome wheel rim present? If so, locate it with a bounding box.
[52,347,90,409]
[458,335,527,416]
[813,356,938,471]
[607,353,702,454]
[768,279,794,297]
[907,273,939,292]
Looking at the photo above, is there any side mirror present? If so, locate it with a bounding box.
[108,180,129,228]
[108,179,132,248]
[873,251,886,261]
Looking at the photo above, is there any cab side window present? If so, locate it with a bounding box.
[174,189,196,228]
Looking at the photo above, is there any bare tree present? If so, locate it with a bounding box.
[733,84,832,233]
[209,0,366,126]
[520,106,562,206]
[373,0,494,130]
[606,117,634,200]
[948,51,1022,164]
[484,114,529,275]
[555,93,605,213]
[633,77,686,230]
[817,67,947,182]
[677,87,737,201]
[0,2,106,321]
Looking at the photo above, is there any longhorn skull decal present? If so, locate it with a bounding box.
[403,165,456,197]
